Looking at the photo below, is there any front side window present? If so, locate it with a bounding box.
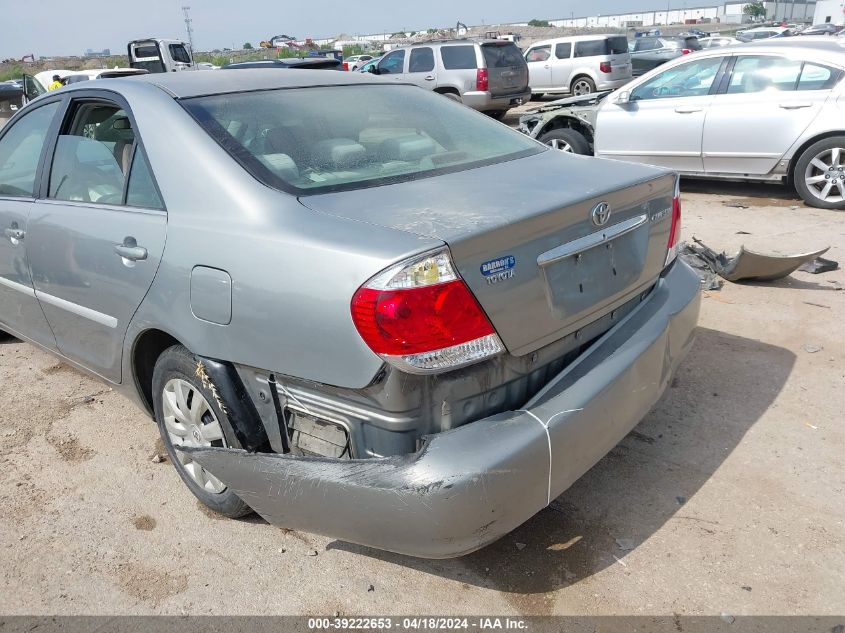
[631,56,724,101]
[0,102,59,197]
[49,104,135,204]
[169,44,192,64]
[555,43,572,59]
[183,85,543,195]
[409,47,434,73]
[526,46,551,63]
[378,50,405,74]
[440,45,477,69]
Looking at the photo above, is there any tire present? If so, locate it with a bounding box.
[152,344,253,518]
[538,128,591,155]
[441,91,462,103]
[530,92,545,100]
[487,110,508,121]
[0,329,13,341]
[793,136,845,210]
[571,76,596,96]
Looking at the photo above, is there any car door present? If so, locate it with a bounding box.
[702,55,837,174]
[595,55,727,172]
[376,49,406,82]
[550,42,573,91]
[26,93,167,381]
[525,45,552,90]
[0,99,61,346]
[405,47,436,89]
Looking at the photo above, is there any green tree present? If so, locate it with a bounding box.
[743,2,766,19]
[243,42,253,49]
[528,19,551,27]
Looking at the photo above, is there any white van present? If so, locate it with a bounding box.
[524,34,633,96]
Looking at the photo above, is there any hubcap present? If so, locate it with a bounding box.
[162,378,227,494]
[547,138,574,152]
[804,147,845,203]
[573,81,593,96]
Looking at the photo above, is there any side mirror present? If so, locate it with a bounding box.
[615,91,631,104]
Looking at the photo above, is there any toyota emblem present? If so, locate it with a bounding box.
[591,202,611,227]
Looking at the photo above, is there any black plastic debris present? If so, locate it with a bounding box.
[680,243,723,290]
[797,257,839,274]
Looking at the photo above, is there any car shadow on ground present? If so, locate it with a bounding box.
[681,179,802,206]
[327,327,795,599]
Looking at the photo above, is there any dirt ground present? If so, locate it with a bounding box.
[1,171,843,615]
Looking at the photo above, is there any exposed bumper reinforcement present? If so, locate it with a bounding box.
[183,259,701,559]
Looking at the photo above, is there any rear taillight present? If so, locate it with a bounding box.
[343,62,349,71]
[476,68,489,92]
[665,177,682,266]
[599,61,612,73]
[681,48,692,55]
[351,249,504,373]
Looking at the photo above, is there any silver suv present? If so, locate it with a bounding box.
[367,39,530,118]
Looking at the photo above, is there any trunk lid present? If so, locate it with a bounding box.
[299,150,676,356]
[482,42,529,95]
[606,36,632,80]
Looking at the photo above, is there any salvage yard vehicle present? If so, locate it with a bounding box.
[0,69,699,558]
[367,39,530,119]
[519,38,845,210]
[524,34,632,97]
[629,35,702,76]
[128,38,195,73]
[223,58,343,70]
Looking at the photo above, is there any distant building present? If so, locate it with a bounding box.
[813,0,845,24]
[85,48,111,57]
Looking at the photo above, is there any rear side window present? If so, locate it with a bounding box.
[409,47,435,73]
[798,63,841,90]
[634,38,660,52]
[575,40,608,57]
[0,102,59,197]
[482,44,524,68]
[126,147,163,209]
[728,56,803,94]
[440,45,477,69]
[555,43,572,59]
[684,37,702,50]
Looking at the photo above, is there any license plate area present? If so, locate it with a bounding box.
[538,215,649,319]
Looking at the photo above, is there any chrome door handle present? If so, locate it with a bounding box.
[674,107,702,114]
[4,228,25,241]
[779,103,812,109]
[114,244,148,261]
[424,75,435,81]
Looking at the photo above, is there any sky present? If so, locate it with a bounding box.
[3,0,719,58]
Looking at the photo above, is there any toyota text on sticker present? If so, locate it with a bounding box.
[480,256,516,285]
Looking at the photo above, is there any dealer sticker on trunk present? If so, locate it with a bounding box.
[481,255,516,285]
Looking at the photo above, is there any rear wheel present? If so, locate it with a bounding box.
[538,128,591,155]
[571,76,596,96]
[152,345,253,518]
[487,110,508,121]
[794,136,845,210]
[440,91,462,103]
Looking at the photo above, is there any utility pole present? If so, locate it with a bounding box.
[182,5,195,51]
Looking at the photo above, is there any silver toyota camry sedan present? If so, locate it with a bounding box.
[0,70,700,557]
[520,38,845,210]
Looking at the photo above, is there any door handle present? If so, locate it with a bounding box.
[424,75,435,81]
[543,65,550,69]
[779,103,812,110]
[4,228,25,241]
[674,107,702,114]
[114,244,148,261]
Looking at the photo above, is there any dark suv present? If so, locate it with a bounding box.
[629,36,702,76]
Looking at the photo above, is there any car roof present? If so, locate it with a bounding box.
[652,36,845,68]
[98,68,382,98]
[532,34,625,46]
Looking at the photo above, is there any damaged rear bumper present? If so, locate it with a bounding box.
[183,259,701,559]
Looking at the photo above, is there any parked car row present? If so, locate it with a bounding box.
[518,37,845,210]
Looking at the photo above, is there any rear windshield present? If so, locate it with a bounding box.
[183,85,543,194]
[684,37,702,50]
[574,36,629,57]
[440,45,478,69]
[482,43,525,68]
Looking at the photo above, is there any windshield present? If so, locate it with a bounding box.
[183,85,543,194]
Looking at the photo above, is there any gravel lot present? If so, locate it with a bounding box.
[1,141,843,614]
